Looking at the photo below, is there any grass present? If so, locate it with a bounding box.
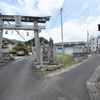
[56,54,74,66]
[36,68,43,74]
[36,54,75,75]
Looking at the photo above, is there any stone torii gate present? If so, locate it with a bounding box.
[0,15,50,62]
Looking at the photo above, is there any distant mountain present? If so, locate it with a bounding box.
[4,37,48,46]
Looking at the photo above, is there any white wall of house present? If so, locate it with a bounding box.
[64,47,73,54]
[2,43,15,53]
[89,37,98,51]
[7,44,15,51]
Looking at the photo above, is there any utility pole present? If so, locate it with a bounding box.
[60,8,64,64]
[87,30,89,53]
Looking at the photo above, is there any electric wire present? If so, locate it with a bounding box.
[6,21,26,41]
[46,11,60,37]
[0,13,26,41]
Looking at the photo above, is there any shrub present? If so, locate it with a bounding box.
[9,50,17,54]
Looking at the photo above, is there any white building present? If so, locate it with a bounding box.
[2,38,15,53]
[55,41,86,54]
[89,36,98,52]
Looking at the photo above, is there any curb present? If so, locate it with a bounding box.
[86,64,100,100]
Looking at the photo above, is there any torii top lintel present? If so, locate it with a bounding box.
[0,15,51,23]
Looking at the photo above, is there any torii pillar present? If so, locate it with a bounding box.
[0,20,3,61]
[34,21,41,62]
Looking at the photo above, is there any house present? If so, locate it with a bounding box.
[89,36,98,52]
[2,38,15,53]
[55,41,86,54]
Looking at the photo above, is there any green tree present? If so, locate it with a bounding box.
[17,41,25,47]
[25,37,48,46]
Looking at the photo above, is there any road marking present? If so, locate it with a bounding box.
[14,57,27,62]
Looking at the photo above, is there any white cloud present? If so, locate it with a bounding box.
[0,1,18,15]
[37,0,64,15]
[38,16,100,43]
[81,3,88,11]
[98,6,100,11]
[0,0,64,16]
[1,0,100,44]
[3,15,100,43]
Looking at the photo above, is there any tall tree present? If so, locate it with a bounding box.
[25,37,48,46]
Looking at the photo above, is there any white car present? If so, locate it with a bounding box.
[17,51,25,56]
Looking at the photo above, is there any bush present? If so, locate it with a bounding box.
[9,51,17,54]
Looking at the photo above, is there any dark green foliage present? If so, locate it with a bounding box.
[25,37,48,46]
[9,50,17,54]
[39,37,48,44]
[17,41,25,47]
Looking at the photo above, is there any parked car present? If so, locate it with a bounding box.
[17,51,25,56]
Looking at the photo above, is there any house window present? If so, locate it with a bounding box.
[58,47,62,50]
[93,47,95,49]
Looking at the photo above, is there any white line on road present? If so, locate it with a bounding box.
[14,57,27,63]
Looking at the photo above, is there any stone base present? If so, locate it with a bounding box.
[35,64,63,71]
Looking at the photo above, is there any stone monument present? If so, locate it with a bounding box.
[41,38,56,65]
[35,38,61,71]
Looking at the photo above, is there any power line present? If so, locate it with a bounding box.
[6,21,26,41]
[63,10,73,19]
[62,10,79,24]
[62,0,67,7]
[1,13,26,41]
[46,11,60,37]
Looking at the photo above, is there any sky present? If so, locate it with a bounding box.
[1,0,100,43]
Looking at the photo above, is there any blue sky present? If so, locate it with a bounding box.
[1,0,100,43]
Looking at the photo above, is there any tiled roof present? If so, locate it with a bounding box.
[3,38,15,44]
[55,41,85,46]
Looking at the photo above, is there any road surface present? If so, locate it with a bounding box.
[0,53,100,100]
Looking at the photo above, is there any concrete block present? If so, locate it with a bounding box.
[35,65,41,69]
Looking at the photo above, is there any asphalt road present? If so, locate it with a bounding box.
[0,53,100,100]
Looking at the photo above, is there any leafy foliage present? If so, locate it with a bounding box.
[17,41,25,47]
[25,37,48,46]
[9,50,17,54]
